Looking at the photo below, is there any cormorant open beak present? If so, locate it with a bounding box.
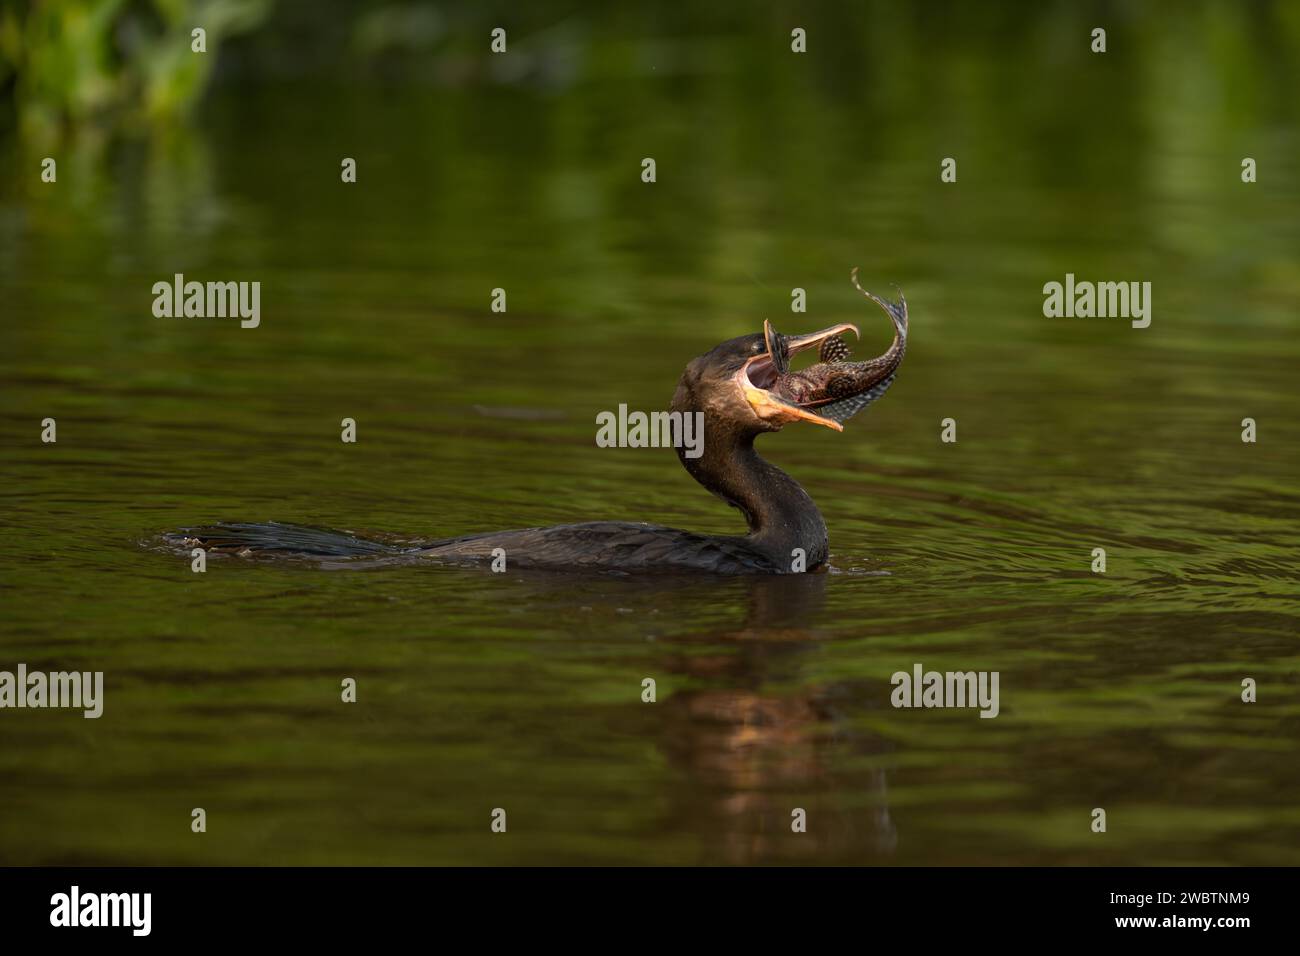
[738,321,860,431]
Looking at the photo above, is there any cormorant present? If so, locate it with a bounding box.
[167,270,907,574]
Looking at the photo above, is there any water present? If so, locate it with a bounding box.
[2,5,1299,864]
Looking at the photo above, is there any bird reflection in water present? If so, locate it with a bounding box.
[653,573,898,864]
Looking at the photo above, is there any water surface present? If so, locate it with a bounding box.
[2,5,1299,864]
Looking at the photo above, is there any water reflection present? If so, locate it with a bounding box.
[657,575,897,864]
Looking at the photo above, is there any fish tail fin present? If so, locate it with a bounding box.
[850,267,908,339]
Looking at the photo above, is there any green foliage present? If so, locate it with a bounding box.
[0,0,272,141]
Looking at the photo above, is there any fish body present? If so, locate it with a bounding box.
[763,269,908,424]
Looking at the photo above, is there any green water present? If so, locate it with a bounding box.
[2,5,1299,865]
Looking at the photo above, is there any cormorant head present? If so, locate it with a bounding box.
[672,322,861,437]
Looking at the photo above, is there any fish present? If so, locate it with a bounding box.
[763,268,908,425]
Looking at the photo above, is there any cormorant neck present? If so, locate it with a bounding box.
[677,425,829,569]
